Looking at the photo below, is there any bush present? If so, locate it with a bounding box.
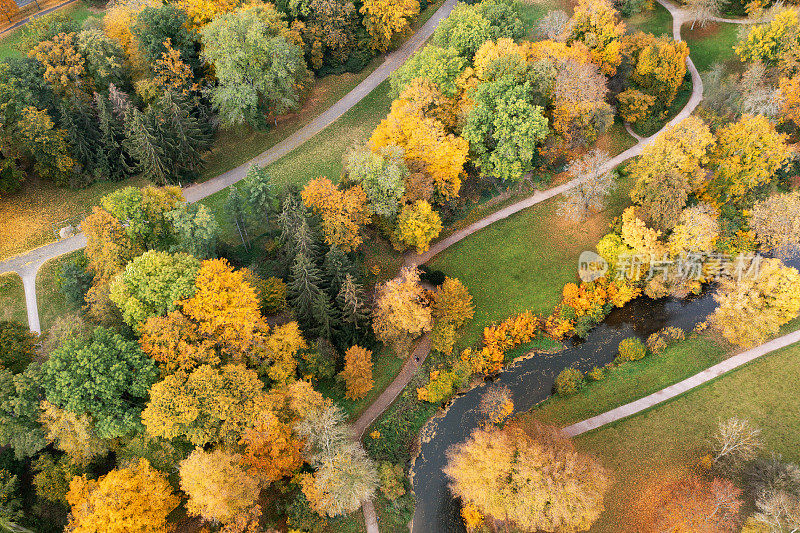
[617,337,646,361]
[286,492,328,533]
[587,366,605,381]
[430,322,457,355]
[646,326,685,354]
[56,252,93,309]
[418,265,446,286]
[378,462,407,501]
[555,367,583,395]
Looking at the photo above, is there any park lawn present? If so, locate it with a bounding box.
[683,20,744,74]
[570,336,800,532]
[0,273,26,324]
[36,251,83,333]
[428,170,636,349]
[0,0,104,59]
[624,1,672,37]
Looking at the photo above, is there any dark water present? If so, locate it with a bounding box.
[409,290,719,533]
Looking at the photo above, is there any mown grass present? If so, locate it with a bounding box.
[428,170,636,349]
[35,251,83,333]
[570,335,800,531]
[625,1,672,37]
[0,273,26,324]
[683,20,744,74]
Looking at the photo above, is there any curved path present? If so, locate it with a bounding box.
[0,0,457,333]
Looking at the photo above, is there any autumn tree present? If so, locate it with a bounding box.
[396,200,443,253]
[39,400,111,466]
[345,146,407,217]
[625,32,689,107]
[339,345,373,400]
[686,0,723,28]
[178,0,241,29]
[706,115,790,205]
[132,4,197,67]
[240,410,304,485]
[735,9,800,66]
[430,277,475,354]
[100,185,184,251]
[16,106,75,186]
[201,3,310,128]
[630,473,742,533]
[445,422,611,532]
[336,273,370,343]
[28,32,91,97]
[142,363,265,446]
[537,10,569,40]
[389,45,467,97]
[629,116,714,230]
[180,448,260,524]
[360,0,419,52]
[0,321,36,374]
[558,149,615,222]
[66,458,179,533]
[373,267,432,356]
[712,258,800,347]
[552,59,613,150]
[711,417,763,470]
[301,178,370,251]
[478,384,514,425]
[432,0,523,59]
[103,0,160,66]
[750,191,800,257]
[139,311,219,372]
[292,0,359,69]
[40,327,159,440]
[109,250,200,328]
[566,0,626,75]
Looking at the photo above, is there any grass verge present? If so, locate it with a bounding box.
[35,250,83,333]
[0,273,26,324]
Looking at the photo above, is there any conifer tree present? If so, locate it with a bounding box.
[60,97,101,185]
[225,185,249,247]
[312,291,339,341]
[123,107,168,185]
[152,90,210,182]
[95,91,130,182]
[241,164,275,227]
[289,252,326,332]
[323,245,350,296]
[336,274,369,344]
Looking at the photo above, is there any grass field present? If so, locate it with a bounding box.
[683,21,744,74]
[0,273,26,324]
[35,251,83,333]
[625,1,672,36]
[570,335,800,531]
[428,170,635,349]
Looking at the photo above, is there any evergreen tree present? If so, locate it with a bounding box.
[241,163,275,228]
[322,245,350,296]
[123,106,168,185]
[289,252,325,333]
[225,185,249,247]
[336,274,369,344]
[167,203,219,259]
[95,91,132,182]
[151,91,210,182]
[60,97,101,185]
[311,291,339,341]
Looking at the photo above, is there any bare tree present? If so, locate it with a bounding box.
[558,149,615,222]
[686,0,723,28]
[536,10,569,41]
[711,417,763,469]
[753,489,800,532]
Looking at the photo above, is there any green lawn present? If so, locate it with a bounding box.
[683,20,743,74]
[571,337,800,532]
[0,1,104,60]
[36,251,83,333]
[0,273,26,325]
[428,170,636,349]
[624,1,672,37]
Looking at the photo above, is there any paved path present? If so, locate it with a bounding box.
[563,329,800,436]
[0,0,457,333]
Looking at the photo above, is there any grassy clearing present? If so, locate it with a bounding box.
[624,1,672,37]
[570,335,800,531]
[0,1,103,60]
[683,21,743,74]
[35,251,83,333]
[429,171,636,349]
[0,273,26,324]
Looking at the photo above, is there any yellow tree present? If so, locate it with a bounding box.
[712,258,800,347]
[780,75,800,128]
[29,32,90,97]
[566,0,626,76]
[178,0,241,29]
[444,423,610,532]
[139,311,220,373]
[179,448,260,524]
[239,410,304,485]
[301,178,370,252]
[372,266,432,356]
[705,115,790,205]
[396,200,442,252]
[625,32,689,106]
[103,0,160,67]
[432,277,475,327]
[257,321,307,384]
[360,0,420,52]
[66,458,179,533]
[339,345,374,400]
[39,401,110,467]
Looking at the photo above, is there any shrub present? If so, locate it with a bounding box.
[555,367,583,395]
[617,337,646,361]
[418,265,446,286]
[417,359,473,403]
[646,326,685,354]
[587,366,605,381]
[378,462,407,501]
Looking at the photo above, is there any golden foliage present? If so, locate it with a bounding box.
[396,200,442,252]
[566,0,626,75]
[616,88,656,123]
[360,0,419,52]
[339,345,374,400]
[301,178,370,252]
[178,0,241,28]
[239,410,303,485]
[29,32,90,97]
[372,266,432,356]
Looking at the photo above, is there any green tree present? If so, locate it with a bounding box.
[0,321,37,373]
[289,252,326,334]
[201,3,310,129]
[100,185,184,251]
[0,364,47,458]
[345,146,407,217]
[225,184,250,246]
[432,0,523,59]
[16,106,75,185]
[132,4,197,67]
[167,203,220,259]
[149,90,211,182]
[241,163,276,227]
[40,327,159,439]
[389,45,467,97]
[123,106,169,185]
[109,250,201,328]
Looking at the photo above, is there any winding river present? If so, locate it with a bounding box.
[409,258,797,532]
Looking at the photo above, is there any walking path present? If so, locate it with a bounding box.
[0,0,457,333]
[563,328,800,436]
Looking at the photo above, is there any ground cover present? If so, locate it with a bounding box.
[35,250,83,333]
[0,272,26,324]
[683,20,743,74]
[625,1,672,36]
